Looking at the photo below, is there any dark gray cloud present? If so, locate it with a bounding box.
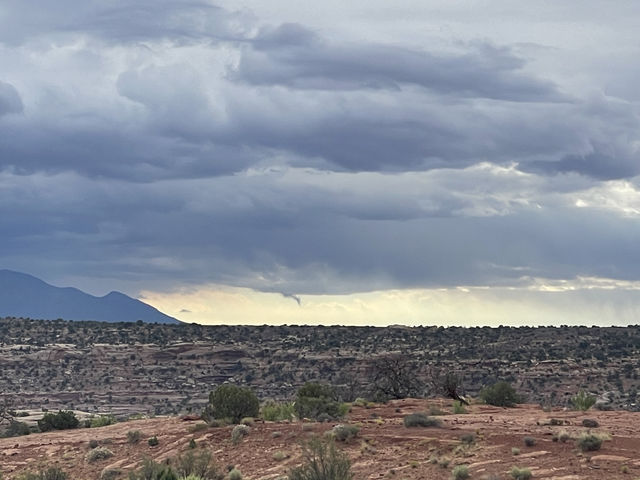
[0,81,23,115]
[0,0,251,45]
[2,1,640,300]
[234,23,562,102]
[1,167,639,296]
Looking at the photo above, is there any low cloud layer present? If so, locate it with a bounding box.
[2,0,640,324]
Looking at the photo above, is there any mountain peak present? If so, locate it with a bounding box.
[0,270,180,324]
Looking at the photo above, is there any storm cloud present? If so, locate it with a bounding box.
[2,0,640,312]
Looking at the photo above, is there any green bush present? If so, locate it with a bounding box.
[231,424,250,445]
[571,391,596,411]
[523,436,536,447]
[128,430,143,444]
[127,458,178,480]
[37,410,79,432]
[509,467,531,480]
[261,401,296,421]
[86,446,114,463]
[228,469,242,480]
[576,433,602,451]
[2,420,31,437]
[91,415,117,428]
[203,385,259,424]
[174,450,221,480]
[480,382,520,407]
[288,437,353,480]
[451,465,470,480]
[552,430,570,443]
[148,436,159,446]
[403,413,441,428]
[331,424,359,442]
[294,383,345,421]
[452,401,467,414]
[16,468,68,480]
[582,418,599,428]
[100,469,121,480]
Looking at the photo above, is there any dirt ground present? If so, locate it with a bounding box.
[2,398,639,479]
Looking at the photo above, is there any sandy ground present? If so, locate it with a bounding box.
[2,399,639,479]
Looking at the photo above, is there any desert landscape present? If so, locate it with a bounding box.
[1,318,639,416]
[4,1,640,479]
[2,318,640,479]
[2,398,639,479]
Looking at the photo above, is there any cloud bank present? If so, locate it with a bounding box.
[2,1,640,324]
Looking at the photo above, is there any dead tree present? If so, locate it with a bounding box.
[368,354,422,400]
[430,368,469,405]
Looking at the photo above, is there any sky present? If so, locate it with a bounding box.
[2,1,640,326]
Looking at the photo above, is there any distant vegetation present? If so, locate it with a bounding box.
[479,381,521,407]
[37,411,79,432]
[202,385,259,424]
[3,317,640,416]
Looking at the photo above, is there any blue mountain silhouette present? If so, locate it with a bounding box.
[0,269,179,324]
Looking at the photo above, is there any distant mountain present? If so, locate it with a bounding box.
[0,269,180,324]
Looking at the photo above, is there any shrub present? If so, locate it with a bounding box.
[16,468,68,480]
[127,458,178,480]
[331,424,359,442]
[189,438,197,449]
[511,447,520,455]
[480,382,520,407]
[294,383,345,421]
[89,439,99,449]
[460,433,475,445]
[509,467,532,480]
[101,469,121,480]
[552,430,570,443]
[2,420,31,437]
[523,437,536,447]
[228,470,242,480]
[37,410,79,432]
[128,430,143,444]
[576,433,602,451]
[288,437,353,480]
[452,401,467,414]
[231,425,250,445]
[86,446,114,463]
[261,401,296,421]
[91,415,117,428]
[571,391,596,411]
[273,451,288,461]
[174,450,221,480]
[202,385,259,425]
[582,418,599,428]
[316,413,332,423]
[403,413,441,428]
[38,468,68,480]
[451,465,470,480]
[148,436,159,446]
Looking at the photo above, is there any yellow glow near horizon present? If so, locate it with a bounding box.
[139,278,640,327]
